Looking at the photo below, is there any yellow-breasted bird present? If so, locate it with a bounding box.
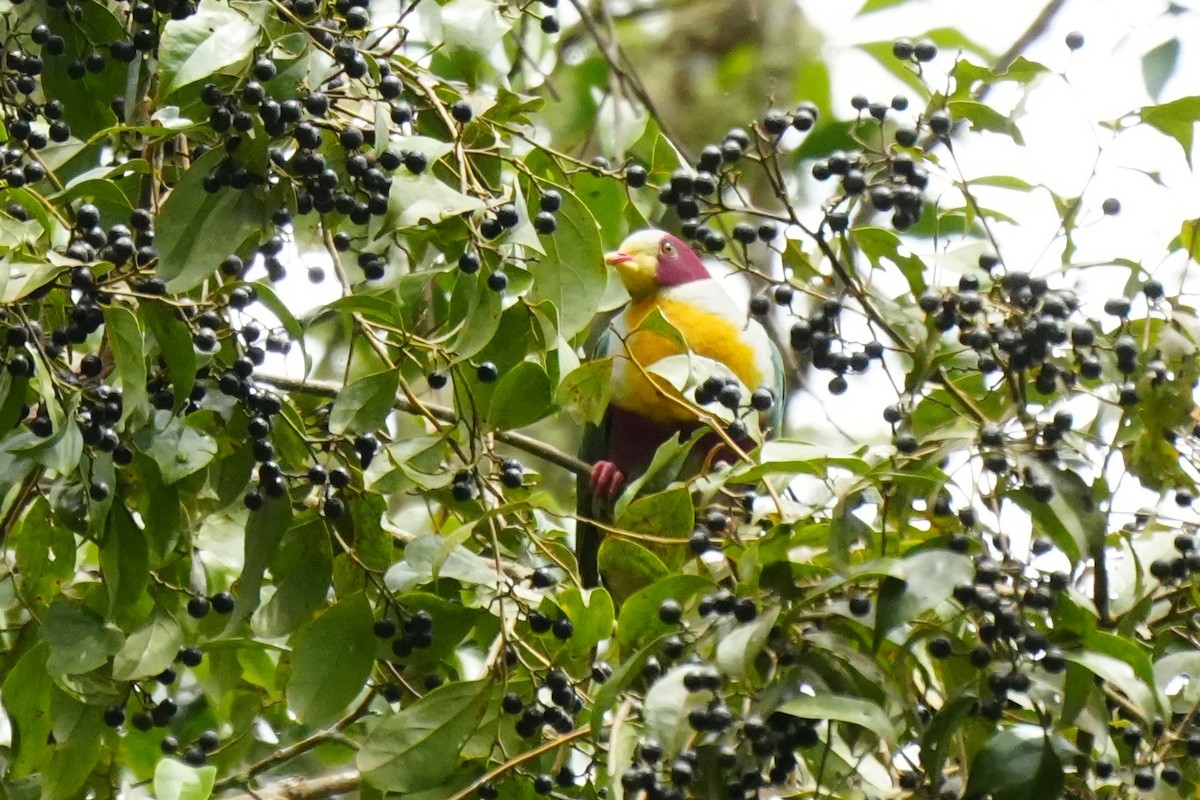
[577,229,785,587]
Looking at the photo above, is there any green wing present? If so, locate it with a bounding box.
[576,329,613,588]
[576,412,608,588]
[766,334,786,438]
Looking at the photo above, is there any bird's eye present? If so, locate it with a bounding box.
[661,240,676,256]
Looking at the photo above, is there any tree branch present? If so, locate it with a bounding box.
[254,372,592,478]
[213,694,370,795]
[564,0,691,162]
[987,0,1069,90]
[218,769,360,800]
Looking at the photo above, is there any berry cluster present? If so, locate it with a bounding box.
[692,376,775,439]
[374,608,435,658]
[788,299,886,396]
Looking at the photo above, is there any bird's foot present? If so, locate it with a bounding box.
[590,460,625,500]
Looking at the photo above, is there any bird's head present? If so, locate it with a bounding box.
[605,229,710,299]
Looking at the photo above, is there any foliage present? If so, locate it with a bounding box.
[0,0,1199,799]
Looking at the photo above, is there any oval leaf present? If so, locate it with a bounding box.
[158,2,260,95]
[716,606,779,680]
[157,149,267,292]
[154,758,216,800]
[113,613,183,680]
[487,361,552,430]
[286,593,375,726]
[966,726,1063,800]
[777,694,898,744]
[358,680,492,792]
[329,369,399,436]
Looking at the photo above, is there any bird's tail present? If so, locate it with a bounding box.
[576,469,601,588]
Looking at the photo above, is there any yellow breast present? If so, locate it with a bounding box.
[613,296,763,425]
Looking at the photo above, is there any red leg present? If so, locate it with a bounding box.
[589,460,625,500]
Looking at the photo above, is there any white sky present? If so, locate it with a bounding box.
[788,0,1200,577]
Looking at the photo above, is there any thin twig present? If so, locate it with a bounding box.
[446,725,592,800]
[254,372,591,477]
[0,470,42,551]
[213,694,373,794]
[565,0,691,162]
[219,769,360,800]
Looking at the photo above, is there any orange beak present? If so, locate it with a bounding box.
[604,251,633,266]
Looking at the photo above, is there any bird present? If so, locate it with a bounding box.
[577,228,784,588]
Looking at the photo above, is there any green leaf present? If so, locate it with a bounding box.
[634,306,690,352]
[643,665,706,757]
[359,680,492,791]
[729,440,869,484]
[103,306,148,426]
[777,693,898,744]
[131,454,182,566]
[617,575,714,650]
[948,99,1024,144]
[860,41,928,95]
[857,0,910,13]
[873,550,973,642]
[614,427,708,520]
[921,695,977,779]
[41,601,125,676]
[1083,629,1161,719]
[286,593,376,726]
[11,496,76,609]
[1067,647,1157,722]
[527,183,607,338]
[590,636,671,735]
[389,534,502,591]
[41,695,103,800]
[158,0,260,95]
[153,758,217,800]
[1143,38,1180,102]
[1006,464,1103,563]
[716,605,780,680]
[238,280,309,370]
[231,496,293,625]
[1140,95,1200,168]
[1155,651,1200,712]
[1170,217,1200,257]
[100,505,150,625]
[141,301,195,411]
[830,499,873,569]
[143,416,219,484]
[997,56,1051,83]
[558,586,615,655]
[854,226,929,294]
[112,613,183,680]
[157,148,267,291]
[448,270,503,360]
[965,726,1063,800]
[557,358,613,426]
[487,360,553,430]
[970,174,1038,191]
[597,537,669,603]
[329,369,399,436]
[252,519,333,638]
[349,491,392,571]
[441,0,514,52]
[615,486,695,543]
[3,643,54,777]
[39,4,126,138]
[384,172,486,229]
